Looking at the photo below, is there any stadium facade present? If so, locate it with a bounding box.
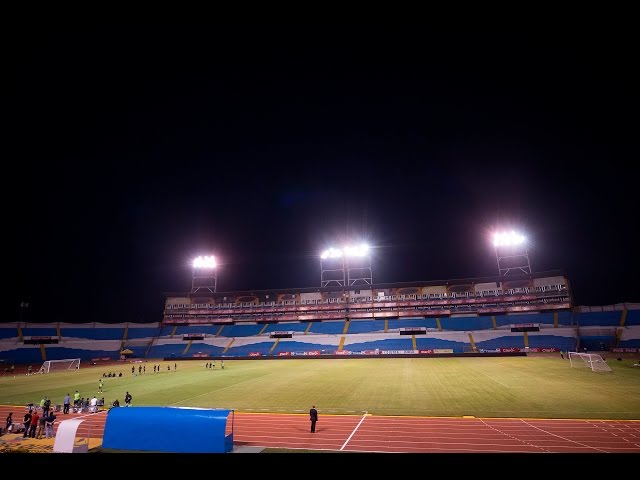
[1,272,639,366]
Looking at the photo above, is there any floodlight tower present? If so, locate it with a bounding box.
[320,247,346,287]
[345,244,373,286]
[320,244,373,287]
[492,231,532,276]
[191,255,217,293]
[19,301,29,325]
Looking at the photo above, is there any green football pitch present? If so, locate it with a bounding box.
[1,356,639,419]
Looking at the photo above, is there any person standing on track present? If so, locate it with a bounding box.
[4,412,13,434]
[310,405,318,433]
[22,410,32,438]
[28,411,39,438]
[63,393,71,414]
[42,397,51,417]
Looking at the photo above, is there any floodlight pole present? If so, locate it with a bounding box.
[19,301,28,325]
[495,245,532,276]
[346,255,373,286]
[320,257,346,288]
[191,267,217,293]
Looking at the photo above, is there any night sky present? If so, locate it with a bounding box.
[5,27,637,324]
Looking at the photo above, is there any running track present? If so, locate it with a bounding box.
[2,406,639,453]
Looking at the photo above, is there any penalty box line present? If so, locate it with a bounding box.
[340,411,368,451]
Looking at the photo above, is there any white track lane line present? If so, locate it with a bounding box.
[520,419,608,453]
[340,411,368,451]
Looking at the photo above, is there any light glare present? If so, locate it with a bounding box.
[493,231,526,247]
[321,244,370,259]
[344,244,369,257]
[193,255,217,269]
[321,247,343,259]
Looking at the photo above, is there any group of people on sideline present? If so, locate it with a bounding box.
[1,390,133,439]
[1,409,57,439]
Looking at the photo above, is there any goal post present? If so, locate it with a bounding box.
[568,352,612,372]
[39,358,81,374]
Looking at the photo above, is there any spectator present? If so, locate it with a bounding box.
[45,412,56,439]
[22,410,32,438]
[111,399,120,408]
[63,393,71,414]
[5,412,13,434]
[36,414,46,439]
[28,411,39,438]
[42,397,51,417]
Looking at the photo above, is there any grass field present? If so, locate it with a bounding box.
[1,356,639,419]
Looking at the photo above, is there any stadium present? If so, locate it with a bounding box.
[1,238,639,454]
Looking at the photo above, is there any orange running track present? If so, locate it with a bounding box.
[2,406,639,453]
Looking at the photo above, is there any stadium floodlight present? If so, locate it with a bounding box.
[344,244,369,257]
[493,231,526,247]
[320,246,346,287]
[321,247,344,259]
[192,255,218,293]
[491,230,532,276]
[320,243,373,287]
[193,255,217,269]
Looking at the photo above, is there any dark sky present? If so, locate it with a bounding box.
[4,27,637,323]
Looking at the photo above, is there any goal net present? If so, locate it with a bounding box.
[39,358,81,374]
[568,352,612,372]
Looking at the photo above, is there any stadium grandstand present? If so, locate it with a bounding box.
[2,270,639,364]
